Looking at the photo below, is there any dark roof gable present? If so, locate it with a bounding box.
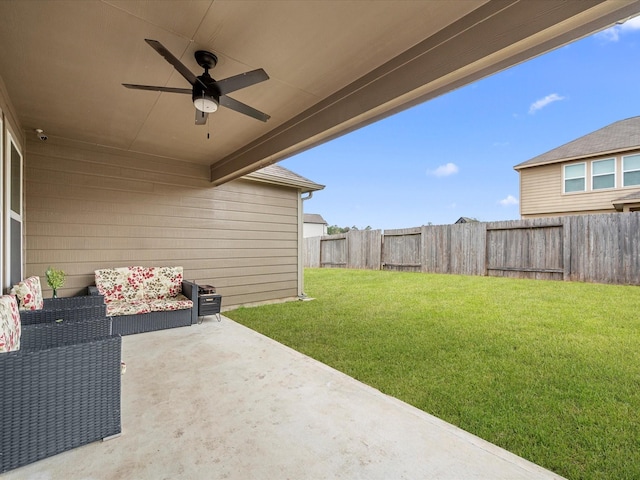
[514,116,640,170]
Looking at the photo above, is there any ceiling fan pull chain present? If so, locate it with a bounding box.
[204,91,210,138]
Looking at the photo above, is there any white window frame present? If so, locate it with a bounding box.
[563,162,586,194]
[591,158,616,191]
[0,111,3,293]
[622,154,640,188]
[4,128,23,289]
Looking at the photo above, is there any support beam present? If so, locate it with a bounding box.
[211,0,640,185]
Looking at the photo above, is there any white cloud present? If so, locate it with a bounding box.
[597,15,640,42]
[528,93,565,114]
[428,162,459,177]
[499,195,519,206]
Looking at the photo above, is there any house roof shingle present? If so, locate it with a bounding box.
[244,165,325,193]
[514,116,640,170]
[454,217,479,224]
[613,189,640,202]
[612,189,640,211]
[303,214,328,225]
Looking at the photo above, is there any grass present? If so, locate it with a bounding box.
[226,268,640,480]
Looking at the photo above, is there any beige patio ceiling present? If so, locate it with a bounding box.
[1,1,639,186]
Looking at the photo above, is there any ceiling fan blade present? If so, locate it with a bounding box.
[144,39,205,88]
[123,84,192,94]
[195,109,209,125]
[215,69,270,96]
[219,95,270,122]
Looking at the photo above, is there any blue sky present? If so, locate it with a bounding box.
[280,16,640,230]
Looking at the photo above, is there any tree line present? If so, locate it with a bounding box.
[327,225,372,234]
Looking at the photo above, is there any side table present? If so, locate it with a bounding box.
[198,293,222,323]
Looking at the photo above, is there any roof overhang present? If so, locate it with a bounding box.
[244,165,324,194]
[514,147,640,171]
[1,0,639,185]
[515,116,640,170]
[612,190,640,211]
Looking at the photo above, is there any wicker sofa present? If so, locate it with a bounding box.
[89,266,197,336]
[0,294,121,474]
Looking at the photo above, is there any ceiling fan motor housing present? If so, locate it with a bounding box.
[192,76,219,112]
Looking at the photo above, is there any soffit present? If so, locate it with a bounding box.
[0,0,639,185]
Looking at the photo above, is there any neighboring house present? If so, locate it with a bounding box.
[514,116,640,218]
[454,217,479,224]
[303,214,328,238]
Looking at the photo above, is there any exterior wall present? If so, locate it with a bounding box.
[24,138,300,307]
[303,222,327,238]
[519,152,640,217]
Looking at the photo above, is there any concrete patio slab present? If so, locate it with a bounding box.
[5,318,565,479]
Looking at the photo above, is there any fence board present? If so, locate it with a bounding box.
[422,225,450,274]
[383,228,421,272]
[303,237,321,268]
[348,230,382,270]
[304,213,640,286]
[485,219,563,281]
[450,223,486,275]
[320,234,347,268]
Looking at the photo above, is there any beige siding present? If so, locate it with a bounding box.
[25,138,300,307]
[520,157,640,217]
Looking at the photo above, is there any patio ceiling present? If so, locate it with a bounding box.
[1,1,639,185]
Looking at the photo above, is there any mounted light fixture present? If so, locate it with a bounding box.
[35,128,48,141]
[192,91,218,113]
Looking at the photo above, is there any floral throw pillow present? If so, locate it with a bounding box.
[0,295,21,353]
[11,276,44,311]
[95,266,146,303]
[143,266,183,300]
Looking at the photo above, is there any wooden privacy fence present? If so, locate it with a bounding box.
[303,212,640,285]
[304,230,382,270]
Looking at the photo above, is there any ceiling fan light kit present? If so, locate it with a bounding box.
[193,93,218,113]
[123,39,270,125]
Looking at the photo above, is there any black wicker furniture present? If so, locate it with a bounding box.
[89,266,198,336]
[20,293,107,325]
[0,308,121,473]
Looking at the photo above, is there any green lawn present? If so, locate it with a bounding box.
[226,268,640,480]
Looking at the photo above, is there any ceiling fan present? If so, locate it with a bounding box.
[123,39,270,125]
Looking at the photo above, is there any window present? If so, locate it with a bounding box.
[0,113,3,293]
[623,154,640,187]
[564,163,585,193]
[592,158,615,190]
[4,130,23,288]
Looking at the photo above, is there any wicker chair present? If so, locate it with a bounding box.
[12,275,108,326]
[0,296,121,474]
[20,293,107,326]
